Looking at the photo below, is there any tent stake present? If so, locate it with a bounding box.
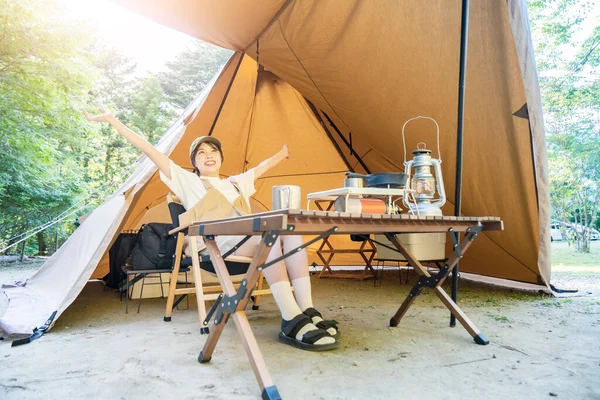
[452,0,470,327]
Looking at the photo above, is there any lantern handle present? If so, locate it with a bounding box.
[401,116,442,166]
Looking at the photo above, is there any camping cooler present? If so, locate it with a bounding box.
[374,233,446,261]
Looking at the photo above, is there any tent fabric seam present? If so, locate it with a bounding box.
[208,54,245,137]
[242,60,260,173]
[479,232,540,279]
[242,0,294,53]
[304,99,354,172]
[321,111,371,173]
[275,19,355,145]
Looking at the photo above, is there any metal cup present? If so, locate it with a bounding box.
[272,185,302,210]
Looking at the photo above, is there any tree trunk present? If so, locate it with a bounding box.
[55,222,59,253]
[3,225,24,255]
[19,237,26,261]
[37,231,47,256]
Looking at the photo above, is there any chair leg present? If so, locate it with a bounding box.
[189,239,209,333]
[185,271,190,309]
[138,274,146,314]
[125,274,130,314]
[165,232,185,322]
[159,272,165,298]
[252,272,266,310]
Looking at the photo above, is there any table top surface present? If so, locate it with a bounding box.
[172,209,503,237]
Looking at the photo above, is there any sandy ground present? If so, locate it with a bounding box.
[0,259,599,400]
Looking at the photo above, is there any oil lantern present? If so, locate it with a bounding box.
[401,117,447,216]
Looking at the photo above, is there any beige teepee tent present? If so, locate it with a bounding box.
[1,1,550,342]
[114,0,549,285]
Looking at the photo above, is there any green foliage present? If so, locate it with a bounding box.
[127,75,177,144]
[0,0,97,252]
[551,241,600,266]
[529,0,600,252]
[1,0,232,257]
[538,298,573,307]
[159,41,232,110]
[486,313,510,322]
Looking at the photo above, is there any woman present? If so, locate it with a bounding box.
[84,109,339,351]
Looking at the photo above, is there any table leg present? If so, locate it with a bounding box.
[359,239,377,280]
[199,236,282,399]
[385,228,488,345]
[316,236,335,278]
[315,201,337,279]
[434,287,488,344]
[315,200,334,211]
[386,233,431,326]
[389,290,419,325]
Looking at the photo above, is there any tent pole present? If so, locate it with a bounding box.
[451,0,470,327]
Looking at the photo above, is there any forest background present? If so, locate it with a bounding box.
[1,0,598,258]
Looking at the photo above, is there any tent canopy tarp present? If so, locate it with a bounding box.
[115,0,550,284]
[1,1,549,339]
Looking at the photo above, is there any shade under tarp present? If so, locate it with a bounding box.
[115,0,550,284]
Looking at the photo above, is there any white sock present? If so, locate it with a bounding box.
[291,276,313,311]
[269,281,302,321]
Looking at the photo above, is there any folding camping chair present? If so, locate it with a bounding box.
[124,265,187,314]
[163,194,271,333]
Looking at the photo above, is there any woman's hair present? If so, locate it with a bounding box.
[191,141,224,175]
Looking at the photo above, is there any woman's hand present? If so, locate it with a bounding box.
[82,109,115,124]
[254,145,291,179]
[281,144,291,159]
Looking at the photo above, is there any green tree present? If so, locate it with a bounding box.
[160,41,232,110]
[1,2,231,257]
[0,0,99,254]
[86,48,181,190]
[86,47,139,189]
[127,75,177,144]
[529,0,600,252]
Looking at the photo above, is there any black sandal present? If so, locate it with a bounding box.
[278,314,339,351]
[303,307,341,339]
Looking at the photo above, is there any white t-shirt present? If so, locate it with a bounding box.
[160,160,256,254]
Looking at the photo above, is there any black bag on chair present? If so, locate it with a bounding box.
[130,223,177,270]
[105,231,139,289]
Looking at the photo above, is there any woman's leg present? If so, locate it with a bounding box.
[280,235,312,309]
[281,236,337,336]
[235,236,335,346]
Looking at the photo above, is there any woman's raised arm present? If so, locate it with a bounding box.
[253,145,291,179]
[83,109,172,179]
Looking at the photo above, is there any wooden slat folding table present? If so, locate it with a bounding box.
[171,210,503,400]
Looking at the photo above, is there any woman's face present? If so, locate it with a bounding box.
[194,142,222,177]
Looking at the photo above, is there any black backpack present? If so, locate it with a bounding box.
[105,231,139,289]
[130,223,177,270]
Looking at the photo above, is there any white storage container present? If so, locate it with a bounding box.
[374,233,446,261]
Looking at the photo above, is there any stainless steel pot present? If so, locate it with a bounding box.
[344,177,364,188]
